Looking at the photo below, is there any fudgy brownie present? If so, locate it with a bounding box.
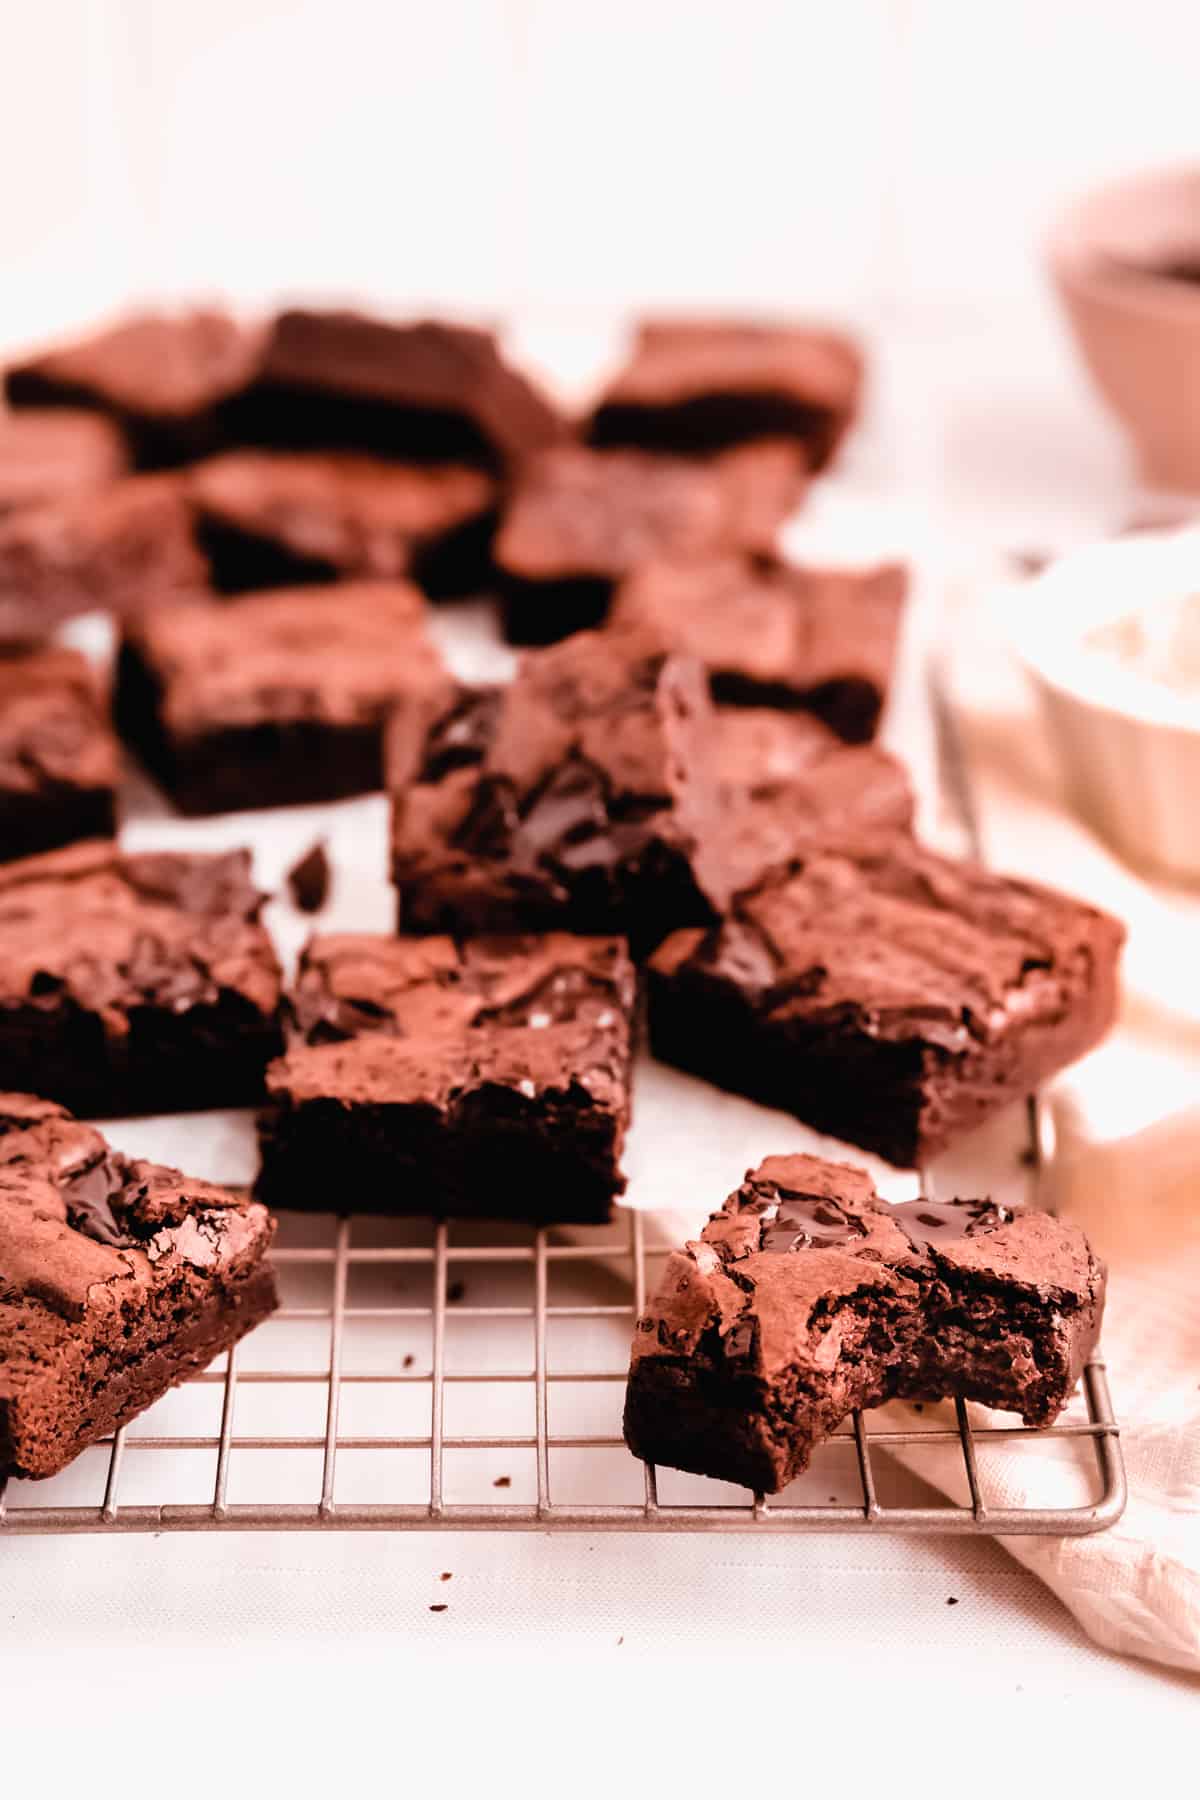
[494,443,808,645]
[713,709,914,889]
[116,580,451,815]
[226,310,563,470]
[611,554,907,741]
[647,837,1125,1167]
[388,631,732,949]
[623,1152,1106,1492]
[0,1092,277,1480]
[0,410,127,517]
[189,450,499,598]
[0,474,206,645]
[5,309,260,468]
[257,932,635,1223]
[587,318,864,472]
[0,842,283,1116]
[0,646,119,861]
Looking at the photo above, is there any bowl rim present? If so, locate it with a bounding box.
[1046,161,1200,318]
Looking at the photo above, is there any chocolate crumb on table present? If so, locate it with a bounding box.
[115,579,451,815]
[286,840,331,914]
[429,1604,448,1613]
[494,442,807,645]
[256,931,636,1224]
[0,1092,277,1480]
[623,1151,1106,1493]
[0,646,119,861]
[647,834,1124,1168]
[586,317,864,473]
[0,842,283,1116]
[493,1475,511,1488]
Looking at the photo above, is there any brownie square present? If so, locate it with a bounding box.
[647,837,1125,1167]
[0,410,128,517]
[256,932,636,1224]
[115,579,451,815]
[587,318,864,472]
[0,474,206,646]
[0,842,283,1116]
[0,646,119,861]
[612,554,908,741]
[623,1152,1106,1492]
[494,443,808,645]
[225,310,563,470]
[189,449,499,598]
[0,1093,277,1480]
[4,309,260,468]
[388,631,733,950]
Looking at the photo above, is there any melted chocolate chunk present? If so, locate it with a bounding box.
[891,1197,1011,1252]
[62,1152,134,1248]
[759,1190,868,1253]
[477,964,614,1028]
[419,689,502,781]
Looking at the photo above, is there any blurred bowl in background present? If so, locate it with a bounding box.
[1049,165,1200,491]
[1009,525,1200,883]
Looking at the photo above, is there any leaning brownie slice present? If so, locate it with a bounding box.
[494,442,807,644]
[0,646,119,861]
[257,932,635,1223]
[388,631,732,951]
[189,450,499,598]
[623,1152,1105,1493]
[0,842,283,1116]
[587,318,864,472]
[0,1093,276,1480]
[116,579,451,814]
[647,837,1124,1167]
[611,553,907,742]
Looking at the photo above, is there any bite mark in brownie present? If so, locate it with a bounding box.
[0,842,283,1116]
[225,311,563,470]
[0,410,128,518]
[494,443,808,645]
[257,932,636,1223]
[5,310,261,468]
[189,450,499,598]
[647,837,1125,1167]
[623,1152,1106,1492]
[115,579,451,815]
[0,646,119,861]
[0,1092,277,1480]
[612,554,907,741]
[587,318,864,472]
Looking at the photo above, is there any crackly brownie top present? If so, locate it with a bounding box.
[0,473,206,616]
[0,410,128,516]
[650,837,1126,1054]
[125,580,450,732]
[0,841,281,1031]
[190,450,496,574]
[0,647,118,795]
[388,630,729,915]
[270,932,634,1113]
[254,311,563,464]
[631,1152,1102,1381]
[602,318,864,413]
[0,1091,273,1322]
[6,310,260,420]
[494,444,806,581]
[612,555,906,694]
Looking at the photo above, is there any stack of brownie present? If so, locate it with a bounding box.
[0,303,1124,1493]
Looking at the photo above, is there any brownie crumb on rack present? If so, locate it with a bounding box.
[287,840,331,913]
[493,1475,511,1489]
[446,1279,466,1304]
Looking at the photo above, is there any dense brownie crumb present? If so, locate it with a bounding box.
[624,1152,1106,1492]
[587,318,864,472]
[647,835,1125,1166]
[258,931,636,1224]
[115,579,451,815]
[0,410,128,517]
[0,646,119,861]
[494,442,807,645]
[0,842,283,1116]
[286,841,331,914]
[5,309,261,468]
[189,449,499,598]
[0,1091,277,1480]
[611,554,907,741]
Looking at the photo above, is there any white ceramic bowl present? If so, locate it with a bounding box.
[1009,525,1200,882]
